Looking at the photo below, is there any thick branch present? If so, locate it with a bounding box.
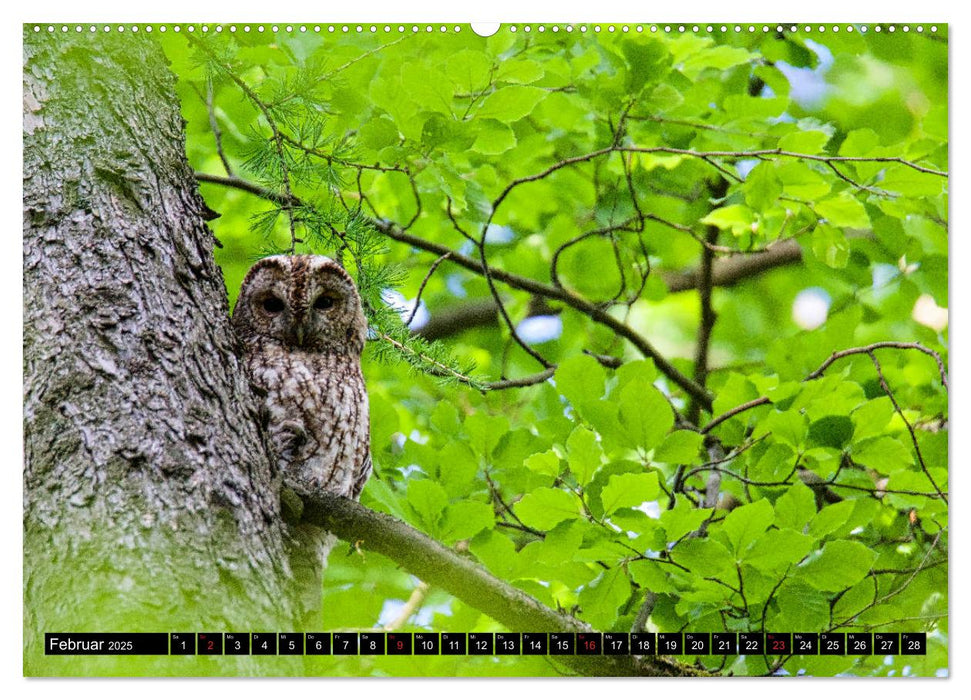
[302,493,704,677]
[664,239,803,293]
[412,299,499,341]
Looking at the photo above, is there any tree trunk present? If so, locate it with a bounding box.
[23,30,302,675]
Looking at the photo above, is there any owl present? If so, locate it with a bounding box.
[232,254,371,503]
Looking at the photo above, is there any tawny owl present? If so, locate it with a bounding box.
[232,254,371,503]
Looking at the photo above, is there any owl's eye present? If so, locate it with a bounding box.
[313,295,335,311]
[262,296,285,314]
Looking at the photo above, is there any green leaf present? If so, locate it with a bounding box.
[579,567,631,630]
[406,479,449,529]
[654,430,705,464]
[744,528,814,573]
[776,581,830,630]
[621,39,670,92]
[776,162,832,199]
[882,165,945,197]
[514,487,582,530]
[673,538,732,577]
[469,531,520,578]
[524,450,562,479]
[533,521,584,566]
[566,426,605,486]
[711,373,760,422]
[440,501,495,543]
[437,442,479,497]
[700,204,756,236]
[445,49,493,90]
[647,83,683,111]
[401,63,453,113]
[749,443,796,483]
[796,540,878,592]
[661,498,712,542]
[808,415,854,449]
[629,560,677,594]
[815,193,870,229]
[812,223,850,268]
[680,44,752,77]
[852,437,913,473]
[476,86,546,121]
[554,354,606,406]
[617,380,674,452]
[601,472,660,515]
[471,119,516,155]
[839,128,881,156]
[744,163,783,211]
[430,401,462,435]
[369,393,400,449]
[850,397,894,442]
[497,59,544,84]
[357,117,399,150]
[719,499,774,557]
[465,412,508,457]
[758,410,808,448]
[615,359,658,390]
[778,129,831,154]
[808,501,855,539]
[774,481,817,531]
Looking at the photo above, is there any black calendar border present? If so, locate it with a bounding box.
[43,631,928,656]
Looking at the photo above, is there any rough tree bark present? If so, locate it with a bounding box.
[23,30,302,674]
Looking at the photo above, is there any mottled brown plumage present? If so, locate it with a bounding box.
[233,254,371,502]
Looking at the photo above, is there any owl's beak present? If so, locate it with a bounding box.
[294,325,306,347]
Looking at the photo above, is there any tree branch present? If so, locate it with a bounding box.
[663,238,804,293]
[701,397,773,434]
[866,350,947,504]
[687,178,728,424]
[412,299,500,340]
[807,341,949,390]
[302,493,704,677]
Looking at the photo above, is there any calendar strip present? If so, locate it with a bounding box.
[45,632,928,656]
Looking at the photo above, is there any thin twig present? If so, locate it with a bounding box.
[867,351,946,503]
[823,160,890,196]
[807,341,949,390]
[476,230,553,371]
[831,531,943,629]
[550,219,639,289]
[404,252,451,327]
[205,79,233,176]
[701,397,773,434]
[485,368,556,390]
[444,196,476,244]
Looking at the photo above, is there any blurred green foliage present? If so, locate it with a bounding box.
[154,24,947,677]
